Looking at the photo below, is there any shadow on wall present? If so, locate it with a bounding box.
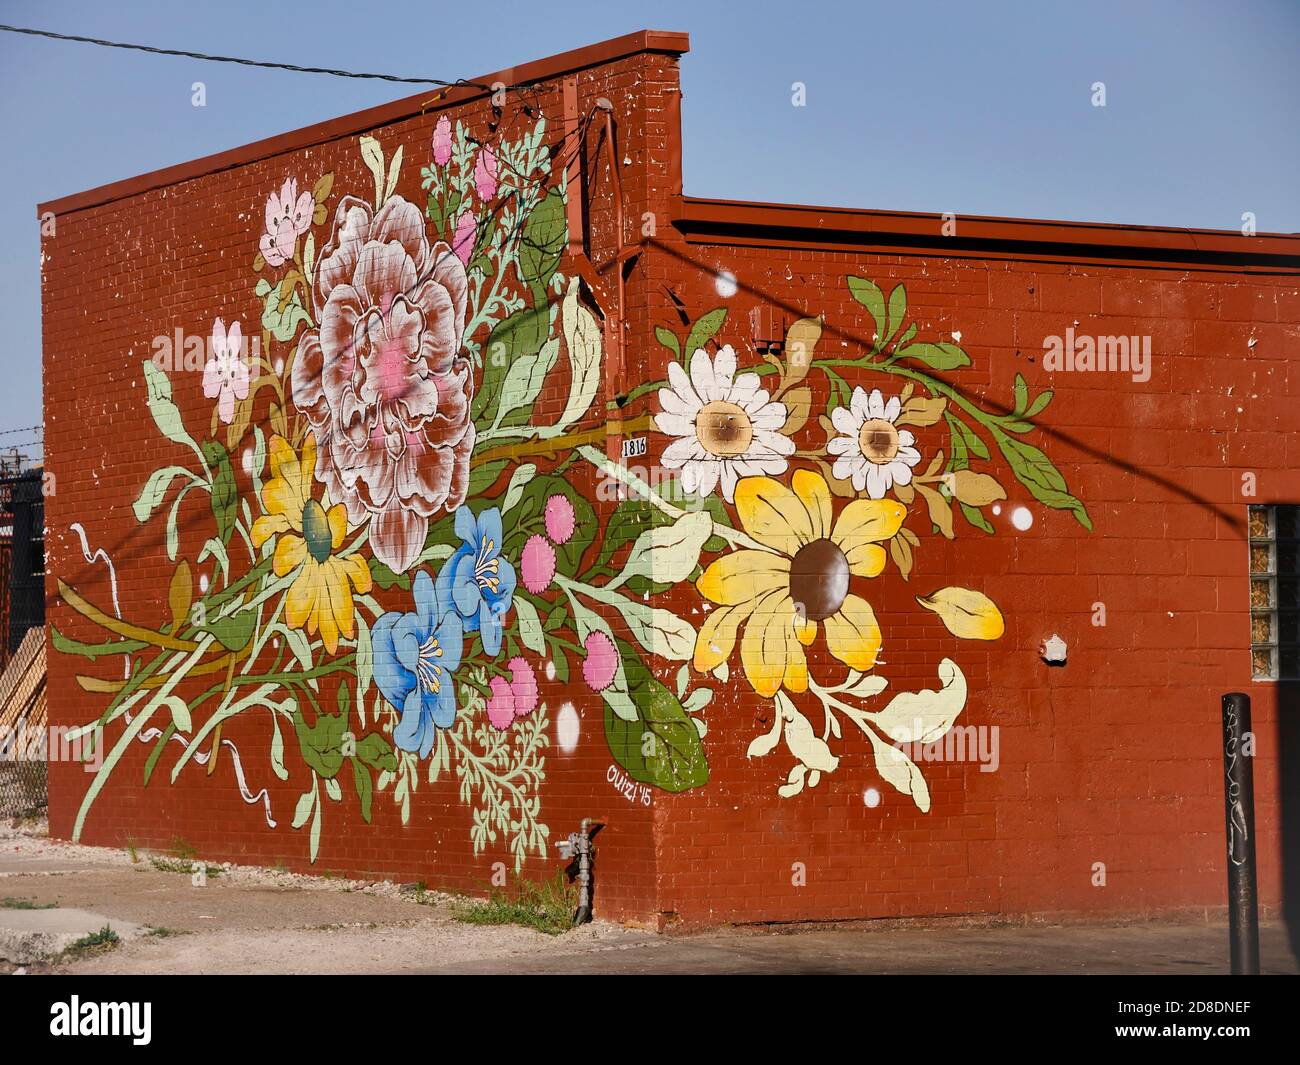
[1280,682,1300,956]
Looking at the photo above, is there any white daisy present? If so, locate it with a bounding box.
[654,345,795,501]
[828,387,922,498]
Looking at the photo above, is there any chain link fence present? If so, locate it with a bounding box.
[0,470,46,818]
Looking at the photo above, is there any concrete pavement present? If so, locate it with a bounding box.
[3,823,1296,975]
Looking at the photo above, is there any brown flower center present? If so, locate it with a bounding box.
[788,538,850,621]
[695,401,754,458]
[858,418,900,465]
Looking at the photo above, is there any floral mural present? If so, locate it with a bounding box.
[54,110,1089,871]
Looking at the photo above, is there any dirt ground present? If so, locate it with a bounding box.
[3,820,1297,975]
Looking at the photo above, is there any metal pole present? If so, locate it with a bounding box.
[1221,692,1259,975]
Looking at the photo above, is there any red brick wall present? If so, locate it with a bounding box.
[39,33,1300,929]
[628,235,1300,924]
[41,44,684,923]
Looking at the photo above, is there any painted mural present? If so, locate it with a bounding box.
[54,113,1090,869]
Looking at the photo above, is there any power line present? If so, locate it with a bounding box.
[0,425,42,439]
[0,23,493,90]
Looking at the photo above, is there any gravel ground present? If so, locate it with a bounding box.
[5,817,1297,975]
[0,819,645,974]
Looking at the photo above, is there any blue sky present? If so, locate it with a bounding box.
[2,0,1297,450]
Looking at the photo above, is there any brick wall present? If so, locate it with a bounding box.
[39,31,1300,928]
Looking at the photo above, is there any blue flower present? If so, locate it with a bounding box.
[372,570,464,758]
[436,505,516,657]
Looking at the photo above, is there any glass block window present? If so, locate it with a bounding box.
[1249,504,1300,680]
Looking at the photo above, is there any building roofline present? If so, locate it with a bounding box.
[36,29,690,218]
[675,196,1300,272]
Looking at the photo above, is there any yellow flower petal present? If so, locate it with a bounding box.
[823,593,883,672]
[323,559,354,644]
[285,566,318,630]
[327,502,348,551]
[782,617,809,693]
[301,432,318,492]
[272,533,307,577]
[251,513,289,550]
[741,592,803,697]
[696,550,788,607]
[792,469,832,541]
[734,477,812,554]
[317,583,340,654]
[342,553,372,595]
[831,498,906,550]
[916,586,1005,641]
[263,476,304,527]
[845,542,886,578]
[794,615,818,646]
[694,605,741,672]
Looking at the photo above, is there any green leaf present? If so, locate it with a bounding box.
[292,788,315,829]
[202,609,256,653]
[474,303,551,424]
[896,342,970,371]
[683,308,727,358]
[270,715,288,781]
[355,616,372,718]
[133,466,194,523]
[1024,388,1053,419]
[946,413,990,462]
[499,463,537,515]
[359,134,385,207]
[960,501,995,535]
[655,326,681,359]
[255,278,312,343]
[294,705,349,780]
[604,676,709,792]
[352,758,374,823]
[1012,373,1029,416]
[142,360,197,450]
[995,431,1093,530]
[537,278,601,436]
[355,732,397,772]
[142,725,175,787]
[607,510,713,590]
[466,459,507,499]
[492,337,560,431]
[847,276,886,346]
[201,440,237,546]
[513,595,547,655]
[369,558,412,591]
[518,186,567,285]
[886,283,907,341]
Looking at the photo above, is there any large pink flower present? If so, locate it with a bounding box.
[259,178,313,267]
[291,194,474,573]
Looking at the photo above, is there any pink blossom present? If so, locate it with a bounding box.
[485,676,515,730]
[520,534,556,594]
[508,657,538,719]
[451,210,476,265]
[582,632,618,692]
[432,115,453,166]
[544,494,575,544]
[291,195,473,573]
[202,318,249,424]
[259,178,313,267]
[473,146,498,200]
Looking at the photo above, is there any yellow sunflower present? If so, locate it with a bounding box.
[694,469,905,697]
[251,432,372,654]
